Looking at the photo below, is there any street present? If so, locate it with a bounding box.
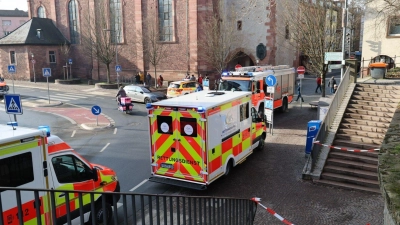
[0,73,383,224]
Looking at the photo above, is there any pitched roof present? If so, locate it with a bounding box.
[0,9,29,17]
[0,18,69,45]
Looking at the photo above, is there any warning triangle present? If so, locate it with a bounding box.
[7,98,20,111]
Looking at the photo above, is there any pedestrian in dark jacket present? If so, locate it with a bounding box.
[195,83,203,92]
[295,83,304,102]
[135,73,141,84]
[328,76,337,94]
[146,73,152,87]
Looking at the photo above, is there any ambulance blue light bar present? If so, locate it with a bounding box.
[222,72,228,76]
[146,103,153,109]
[197,106,205,113]
[38,125,51,137]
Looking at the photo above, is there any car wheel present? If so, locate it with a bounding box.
[144,97,152,104]
[89,202,112,225]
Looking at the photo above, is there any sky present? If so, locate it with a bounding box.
[0,0,28,11]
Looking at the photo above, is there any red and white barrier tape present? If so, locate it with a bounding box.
[251,197,294,225]
[313,141,379,152]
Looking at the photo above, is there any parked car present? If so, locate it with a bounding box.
[124,85,167,103]
[167,81,197,98]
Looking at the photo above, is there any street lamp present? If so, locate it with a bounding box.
[31,52,36,83]
[103,29,119,87]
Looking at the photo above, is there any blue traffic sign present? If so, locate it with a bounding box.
[265,100,273,110]
[42,68,51,77]
[91,105,102,115]
[265,75,277,86]
[68,58,73,64]
[4,94,23,115]
[7,65,16,74]
[115,65,122,72]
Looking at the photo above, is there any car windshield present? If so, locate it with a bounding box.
[169,83,180,88]
[218,80,251,92]
[140,87,151,93]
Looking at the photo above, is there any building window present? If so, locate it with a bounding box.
[158,0,173,41]
[110,0,123,43]
[2,20,11,26]
[388,17,400,36]
[4,31,11,36]
[237,21,242,31]
[68,0,80,44]
[10,51,16,64]
[49,51,56,63]
[0,152,34,188]
[38,6,46,18]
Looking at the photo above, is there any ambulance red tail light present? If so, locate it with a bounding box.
[176,89,183,92]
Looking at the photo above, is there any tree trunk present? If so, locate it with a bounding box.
[321,72,326,97]
[106,63,110,84]
[154,66,157,89]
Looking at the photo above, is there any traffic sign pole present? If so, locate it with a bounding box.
[8,65,17,123]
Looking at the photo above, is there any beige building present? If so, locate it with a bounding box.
[361,0,400,72]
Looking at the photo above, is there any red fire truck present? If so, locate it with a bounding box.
[218,65,296,116]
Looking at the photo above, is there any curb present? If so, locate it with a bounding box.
[80,123,113,131]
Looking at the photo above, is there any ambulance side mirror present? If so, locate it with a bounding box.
[92,167,99,182]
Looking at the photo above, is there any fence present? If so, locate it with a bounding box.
[310,67,351,170]
[0,187,257,225]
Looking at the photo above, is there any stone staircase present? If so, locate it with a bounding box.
[316,83,400,193]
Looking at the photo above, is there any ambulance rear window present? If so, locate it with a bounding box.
[0,152,34,188]
[157,116,173,134]
[180,118,198,137]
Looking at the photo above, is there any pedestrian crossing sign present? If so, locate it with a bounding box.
[115,65,121,72]
[7,65,16,74]
[4,94,23,115]
[42,68,51,77]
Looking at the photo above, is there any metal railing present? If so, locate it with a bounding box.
[310,67,351,170]
[0,187,257,225]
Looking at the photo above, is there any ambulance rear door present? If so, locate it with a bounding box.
[150,107,206,183]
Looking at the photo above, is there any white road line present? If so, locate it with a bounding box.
[129,179,148,192]
[71,130,76,137]
[100,143,110,152]
[55,93,88,98]
[113,128,117,134]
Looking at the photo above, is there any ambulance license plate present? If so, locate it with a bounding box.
[161,163,174,170]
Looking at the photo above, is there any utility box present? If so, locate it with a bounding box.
[305,120,322,157]
[369,62,388,79]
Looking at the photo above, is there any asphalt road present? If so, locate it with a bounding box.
[0,71,384,224]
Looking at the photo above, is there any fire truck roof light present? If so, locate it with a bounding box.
[146,103,153,109]
[38,125,51,137]
[197,106,205,113]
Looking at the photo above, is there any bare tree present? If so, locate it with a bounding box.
[59,41,71,80]
[138,16,169,88]
[198,1,242,75]
[81,0,117,84]
[279,1,342,97]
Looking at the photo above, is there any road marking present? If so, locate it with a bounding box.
[100,143,110,152]
[113,128,117,134]
[71,130,76,137]
[130,179,148,192]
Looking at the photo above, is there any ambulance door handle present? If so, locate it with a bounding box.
[248,128,251,132]
[171,148,176,152]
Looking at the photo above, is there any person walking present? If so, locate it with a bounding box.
[198,74,203,85]
[146,73,152,87]
[190,74,196,81]
[195,82,203,92]
[328,76,337,94]
[135,73,141,84]
[295,82,304,102]
[157,75,164,88]
[315,76,322,93]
